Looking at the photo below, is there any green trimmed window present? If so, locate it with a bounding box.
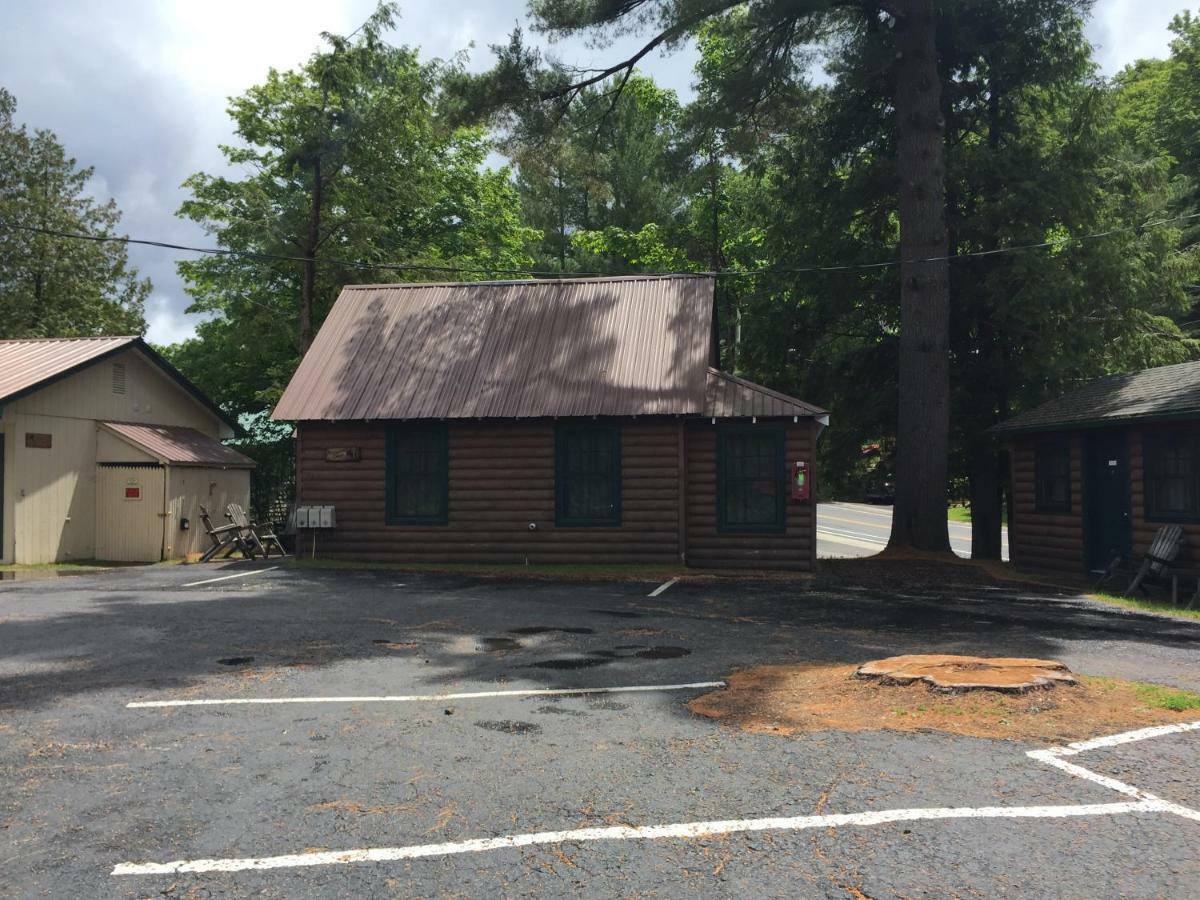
[385,424,448,525]
[717,426,786,533]
[1145,432,1200,521]
[555,424,621,527]
[1034,440,1071,513]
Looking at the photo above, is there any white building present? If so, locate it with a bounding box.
[0,336,254,564]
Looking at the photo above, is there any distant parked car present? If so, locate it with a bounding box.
[864,479,895,505]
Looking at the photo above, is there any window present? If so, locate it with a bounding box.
[717,426,786,533]
[1034,440,1071,512]
[1145,432,1200,521]
[555,424,621,526]
[385,424,448,524]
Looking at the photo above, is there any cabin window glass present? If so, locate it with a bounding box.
[717,425,786,533]
[1034,440,1071,512]
[555,424,621,527]
[385,424,448,525]
[1145,433,1200,521]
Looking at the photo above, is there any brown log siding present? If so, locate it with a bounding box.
[296,418,816,570]
[1010,432,1085,574]
[1010,422,1200,574]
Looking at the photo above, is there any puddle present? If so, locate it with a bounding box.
[476,637,522,653]
[217,656,254,666]
[635,646,690,660]
[590,609,643,619]
[475,720,541,735]
[508,626,595,635]
[525,657,612,670]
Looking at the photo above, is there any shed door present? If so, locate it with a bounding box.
[95,465,165,562]
[1084,430,1131,572]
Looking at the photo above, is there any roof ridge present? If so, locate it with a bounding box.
[339,274,712,291]
[0,335,138,343]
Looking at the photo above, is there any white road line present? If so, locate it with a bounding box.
[816,530,888,552]
[182,567,279,588]
[111,800,1153,875]
[1028,720,1200,823]
[1052,720,1200,757]
[126,681,727,709]
[648,578,679,597]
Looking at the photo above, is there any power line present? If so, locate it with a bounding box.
[0,211,1197,281]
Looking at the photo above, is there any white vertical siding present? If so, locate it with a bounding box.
[165,467,251,559]
[9,412,99,563]
[11,348,228,438]
[95,465,167,562]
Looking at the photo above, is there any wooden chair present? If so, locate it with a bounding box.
[226,503,287,558]
[198,504,255,562]
[1096,524,1185,596]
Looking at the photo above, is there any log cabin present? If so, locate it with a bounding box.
[272,275,828,570]
[991,360,1200,575]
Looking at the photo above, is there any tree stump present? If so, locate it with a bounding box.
[855,655,1076,693]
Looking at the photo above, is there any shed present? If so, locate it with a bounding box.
[991,359,1200,574]
[272,275,828,570]
[0,337,252,564]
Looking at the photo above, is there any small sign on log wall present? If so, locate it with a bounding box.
[25,432,52,449]
[325,447,362,462]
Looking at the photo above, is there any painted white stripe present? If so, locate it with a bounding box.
[1027,750,1153,799]
[1052,720,1200,757]
[816,531,888,553]
[111,801,1152,875]
[182,567,279,588]
[126,681,726,709]
[648,578,679,597]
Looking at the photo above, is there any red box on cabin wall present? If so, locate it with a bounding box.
[791,460,810,501]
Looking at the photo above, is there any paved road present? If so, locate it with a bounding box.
[1,562,1195,897]
[818,501,1009,560]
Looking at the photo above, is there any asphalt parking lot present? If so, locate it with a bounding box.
[1,563,1197,897]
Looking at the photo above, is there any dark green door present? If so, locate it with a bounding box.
[1084,430,1130,571]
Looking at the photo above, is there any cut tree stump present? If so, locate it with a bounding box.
[855,655,1076,693]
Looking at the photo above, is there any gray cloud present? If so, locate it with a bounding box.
[0,0,1184,344]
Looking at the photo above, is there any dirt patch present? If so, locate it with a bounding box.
[688,664,1200,743]
[856,655,1076,692]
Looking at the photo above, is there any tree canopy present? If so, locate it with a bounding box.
[0,87,149,339]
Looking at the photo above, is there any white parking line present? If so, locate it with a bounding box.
[126,681,727,709]
[648,578,679,597]
[182,567,279,588]
[111,800,1153,875]
[1052,720,1200,756]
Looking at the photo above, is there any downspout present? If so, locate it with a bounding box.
[161,465,170,561]
[677,419,688,566]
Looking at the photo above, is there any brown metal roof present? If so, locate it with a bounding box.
[101,423,256,468]
[0,336,138,402]
[273,276,721,421]
[703,368,827,418]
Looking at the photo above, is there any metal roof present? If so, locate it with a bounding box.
[275,276,726,421]
[101,423,256,468]
[703,368,827,418]
[0,336,237,431]
[0,336,138,401]
[991,360,1200,435]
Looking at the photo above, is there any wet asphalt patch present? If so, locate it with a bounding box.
[216,657,254,666]
[474,719,541,735]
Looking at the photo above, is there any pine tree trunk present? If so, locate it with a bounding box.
[886,0,952,554]
[968,444,1003,559]
[299,158,322,357]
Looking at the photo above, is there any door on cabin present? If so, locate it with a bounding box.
[1084,430,1131,572]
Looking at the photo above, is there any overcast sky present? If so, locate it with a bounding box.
[0,1,1191,346]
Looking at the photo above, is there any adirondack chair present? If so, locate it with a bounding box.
[225,503,287,559]
[198,504,255,562]
[1097,524,1185,596]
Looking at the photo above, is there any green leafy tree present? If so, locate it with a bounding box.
[0,88,148,338]
[169,3,536,417]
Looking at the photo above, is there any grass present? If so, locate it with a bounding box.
[289,558,688,581]
[947,504,972,523]
[1089,590,1200,622]
[1134,682,1200,712]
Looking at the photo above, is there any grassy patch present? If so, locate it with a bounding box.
[947,504,972,523]
[1134,682,1200,712]
[289,558,687,581]
[1089,591,1200,622]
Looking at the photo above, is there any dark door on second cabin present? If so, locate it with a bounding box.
[1084,429,1131,571]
